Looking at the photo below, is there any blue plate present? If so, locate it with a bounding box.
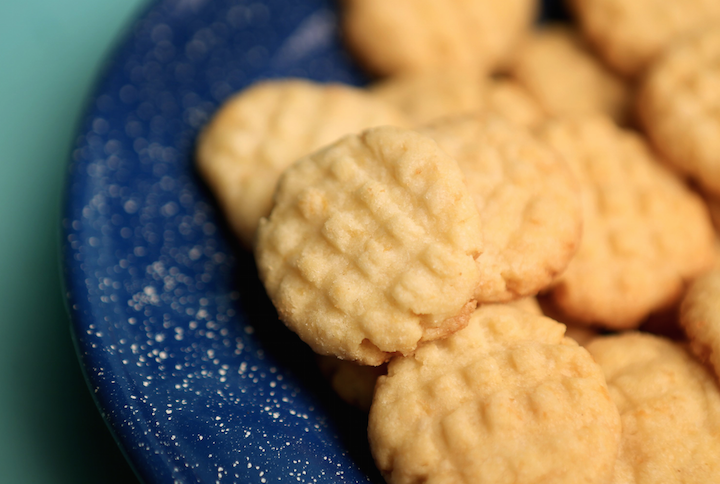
[63,1,562,482]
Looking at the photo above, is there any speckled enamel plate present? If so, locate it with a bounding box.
[62,1,378,482]
[63,1,563,483]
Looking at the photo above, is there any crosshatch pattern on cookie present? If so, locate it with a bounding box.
[639,27,720,198]
[538,116,716,329]
[256,126,483,365]
[369,305,621,484]
[420,114,582,302]
[588,333,720,484]
[316,297,543,412]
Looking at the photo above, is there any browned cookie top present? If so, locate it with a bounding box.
[639,27,720,198]
[255,126,483,365]
[569,0,720,77]
[342,0,537,76]
[538,115,715,329]
[369,304,621,484]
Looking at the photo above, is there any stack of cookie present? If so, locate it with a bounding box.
[196,0,720,482]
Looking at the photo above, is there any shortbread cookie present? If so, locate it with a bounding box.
[638,27,720,198]
[510,25,630,122]
[681,270,720,379]
[196,79,408,247]
[369,304,621,484]
[419,114,582,302]
[317,297,543,411]
[587,333,720,484]
[568,0,720,77]
[342,0,537,76]
[371,71,544,126]
[255,126,483,365]
[537,115,715,329]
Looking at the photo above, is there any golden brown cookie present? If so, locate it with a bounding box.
[680,269,720,380]
[341,0,537,76]
[638,27,720,198]
[509,25,630,122]
[370,71,544,126]
[317,297,543,412]
[196,78,408,247]
[419,114,582,302]
[587,332,720,484]
[568,0,720,77]
[537,115,716,329]
[369,304,621,484]
[255,126,483,365]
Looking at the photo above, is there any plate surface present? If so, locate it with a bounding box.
[63,0,377,482]
[63,1,562,482]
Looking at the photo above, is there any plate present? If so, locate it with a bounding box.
[62,1,561,482]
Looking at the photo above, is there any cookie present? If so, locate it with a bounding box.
[255,126,483,365]
[537,115,716,329]
[509,25,630,123]
[370,71,544,126]
[341,0,537,76]
[419,114,582,302]
[569,0,720,77]
[587,332,720,484]
[317,297,543,411]
[369,304,621,484]
[680,270,720,380]
[196,78,408,247]
[638,27,720,198]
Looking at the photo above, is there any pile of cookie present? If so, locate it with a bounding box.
[196,0,720,482]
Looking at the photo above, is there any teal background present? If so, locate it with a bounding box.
[0,1,147,482]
